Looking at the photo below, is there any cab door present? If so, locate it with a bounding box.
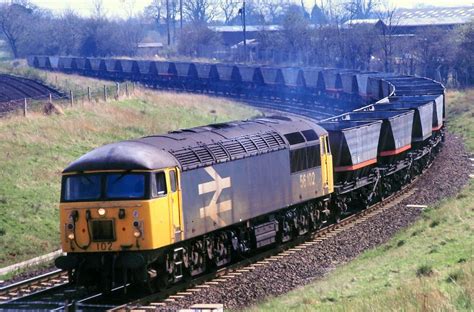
[320,135,334,194]
[168,168,182,242]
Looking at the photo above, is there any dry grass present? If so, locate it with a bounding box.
[0,80,259,270]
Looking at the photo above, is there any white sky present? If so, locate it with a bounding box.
[29,0,474,18]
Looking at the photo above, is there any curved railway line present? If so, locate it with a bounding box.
[0,75,60,102]
[0,56,449,310]
[0,74,63,115]
[0,181,418,311]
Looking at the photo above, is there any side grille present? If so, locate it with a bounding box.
[170,131,287,171]
[221,140,246,158]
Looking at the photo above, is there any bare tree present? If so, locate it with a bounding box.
[145,0,177,45]
[411,26,451,79]
[92,0,106,20]
[145,0,163,23]
[177,22,221,56]
[0,2,35,58]
[183,0,218,24]
[377,6,399,72]
[219,0,239,25]
[281,6,311,55]
[259,0,289,23]
[120,0,137,19]
[56,10,84,55]
[453,22,474,86]
[345,0,379,20]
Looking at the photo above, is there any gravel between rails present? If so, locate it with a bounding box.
[0,265,58,286]
[164,132,471,310]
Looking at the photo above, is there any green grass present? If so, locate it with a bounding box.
[0,69,259,273]
[446,89,474,151]
[247,89,474,311]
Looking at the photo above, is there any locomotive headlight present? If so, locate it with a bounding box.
[67,233,75,240]
[133,230,141,238]
[98,208,106,216]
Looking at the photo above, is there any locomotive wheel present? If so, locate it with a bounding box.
[145,278,158,293]
[332,207,342,224]
[158,271,172,289]
[143,267,159,293]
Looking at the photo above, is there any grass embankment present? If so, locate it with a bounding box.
[0,70,259,273]
[248,89,474,311]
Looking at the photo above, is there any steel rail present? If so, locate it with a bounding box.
[0,269,67,303]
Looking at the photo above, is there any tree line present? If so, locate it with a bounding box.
[0,0,472,86]
[250,7,474,87]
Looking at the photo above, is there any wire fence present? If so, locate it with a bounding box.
[0,82,136,118]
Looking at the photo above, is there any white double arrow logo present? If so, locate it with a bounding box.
[198,166,232,226]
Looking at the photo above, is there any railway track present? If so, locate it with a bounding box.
[0,269,67,303]
[0,181,418,312]
[112,184,418,311]
[0,75,61,102]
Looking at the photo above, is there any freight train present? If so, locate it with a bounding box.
[28,56,445,291]
[28,55,445,116]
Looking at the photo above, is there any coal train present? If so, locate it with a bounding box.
[28,56,445,290]
[28,55,444,116]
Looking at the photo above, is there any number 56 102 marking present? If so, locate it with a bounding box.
[300,172,316,189]
[96,242,112,251]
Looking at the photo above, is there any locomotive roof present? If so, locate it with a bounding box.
[63,115,327,173]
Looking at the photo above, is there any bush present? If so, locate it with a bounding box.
[416,264,433,277]
[446,270,463,283]
[177,22,222,57]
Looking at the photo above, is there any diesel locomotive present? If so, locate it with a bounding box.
[29,56,446,290]
[55,115,335,289]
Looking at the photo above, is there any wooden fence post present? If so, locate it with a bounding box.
[23,98,27,117]
[69,90,74,106]
[87,87,91,102]
[49,93,52,103]
[103,85,107,102]
[125,83,129,97]
[116,82,120,99]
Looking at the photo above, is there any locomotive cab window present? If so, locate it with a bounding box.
[302,129,318,142]
[169,170,177,193]
[106,173,145,199]
[290,144,321,173]
[155,172,167,197]
[62,173,148,201]
[284,132,305,145]
[64,174,102,201]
